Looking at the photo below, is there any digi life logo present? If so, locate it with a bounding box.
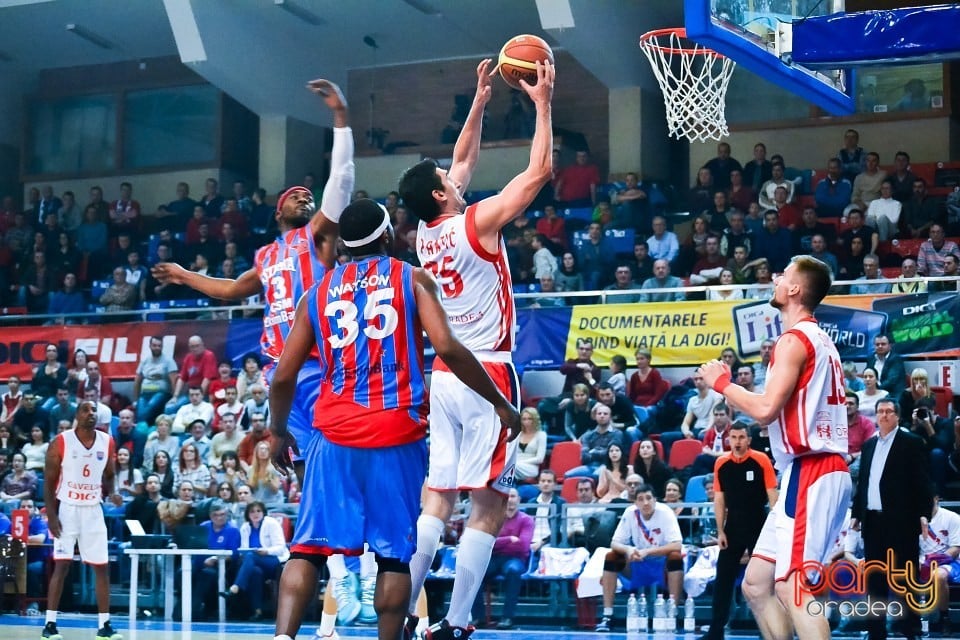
[731,301,784,359]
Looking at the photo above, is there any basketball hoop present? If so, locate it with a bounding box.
[639,28,736,143]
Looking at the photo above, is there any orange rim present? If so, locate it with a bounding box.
[639,27,723,57]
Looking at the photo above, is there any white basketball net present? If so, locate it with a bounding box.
[639,29,736,143]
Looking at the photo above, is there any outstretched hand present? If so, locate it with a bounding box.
[697,359,731,391]
[270,431,299,477]
[518,60,555,105]
[150,262,187,285]
[307,79,347,111]
[475,58,493,104]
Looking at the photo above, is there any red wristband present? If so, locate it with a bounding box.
[713,377,732,394]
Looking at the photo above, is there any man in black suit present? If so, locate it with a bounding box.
[852,398,933,640]
[866,334,907,396]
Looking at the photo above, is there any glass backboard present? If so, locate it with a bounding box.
[685,0,855,115]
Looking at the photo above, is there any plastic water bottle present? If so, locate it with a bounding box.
[667,596,677,632]
[713,432,723,453]
[639,593,649,633]
[627,593,641,633]
[920,595,930,636]
[653,593,666,632]
[684,595,696,632]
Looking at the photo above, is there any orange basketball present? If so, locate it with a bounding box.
[498,34,553,90]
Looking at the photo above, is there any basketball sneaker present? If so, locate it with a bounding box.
[357,576,377,624]
[333,572,361,625]
[313,631,340,640]
[402,615,419,640]
[595,616,612,632]
[95,620,123,640]
[40,622,62,640]
[424,619,474,639]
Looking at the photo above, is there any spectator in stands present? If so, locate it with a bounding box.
[930,253,959,292]
[855,367,888,420]
[222,241,250,274]
[535,203,566,250]
[6,211,34,256]
[0,451,37,505]
[47,273,85,324]
[639,259,686,302]
[794,206,836,254]
[688,167,715,216]
[515,408,547,484]
[753,210,793,273]
[247,440,284,507]
[633,440,670,498]
[850,254,889,295]
[837,128,867,183]
[743,142,773,192]
[151,450,176,499]
[20,425,48,473]
[219,202,248,242]
[77,360,112,407]
[242,385,269,426]
[852,151,887,211]
[597,443,632,503]
[843,360,865,392]
[164,182,198,229]
[840,235,867,280]
[172,388,214,435]
[807,234,839,277]
[690,234,727,284]
[0,423,25,452]
[627,240,654,284]
[577,222,615,290]
[726,168,754,213]
[175,441,212,498]
[233,355,262,403]
[0,376,22,429]
[56,190,81,232]
[702,191,733,233]
[471,487,533,630]
[555,150,600,208]
[682,216,709,278]
[46,386,75,435]
[100,265,137,316]
[566,404,626,479]
[899,368,938,427]
[133,336,178,426]
[114,409,146,469]
[918,224,959,276]
[566,478,604,546]
[865,180,902,242]
[108,182,141,238]
[36,186,61,227]
[115,445,144,502]
[123,249,148,302]
[142,415,179,473]
[891,257,926,294]
[719,210,752,259]
[223,501,289,621]
[528,274,566,308]
[192,500,240,619]
[661,477,698,542]
[627,347,666,418]
[209,413,242,469]
[563,383,596,441]
[237,413,270,471]
[559,338,601,395]
[758,162,795,212]
[531,233,557,281]
[199,178,224,219]
[126,473,163,536]
[49,230,79,280]
[14,250,53,313]
[726,246,758,284]
[31,344,66,409]
[213,387,245,432]
[662,373,720,459]
[703,142,742,192]
[815,157,853,218]
[597,382,639,435]
[867,334,907,396]
[596,483,683,632]
[12,393,48,440]
[689,407,734,477]
[146,244,189,300]
[555,252,583,294]
[646,216,680,266]
[707,269,744,302]
[167,335,218,413]
[888,151,917,203]
[603,264,642,303]
[613,173,659,234]
[605,355,627,396]
[527,469,564,549]
[18,497,51,612]
[903,178,942,239]
[844,391,876,473]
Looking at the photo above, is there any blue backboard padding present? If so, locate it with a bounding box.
[684,0,855,115]
[792,5,960,67]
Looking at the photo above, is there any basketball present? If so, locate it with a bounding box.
[497,34,553,90]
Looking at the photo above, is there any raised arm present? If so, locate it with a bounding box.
[699,333,805,426]
[413,269,520,436]
[307,79,354,269]
[472,61,554,252]
[447,59,493,190]
[151,262,261,300]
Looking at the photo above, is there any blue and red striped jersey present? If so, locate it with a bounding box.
[306,255,428,448]
[254,226,327,362]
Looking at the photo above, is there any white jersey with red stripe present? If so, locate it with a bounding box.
[416,204,515,358]
[53,429,115,506]
[767,318,848,471]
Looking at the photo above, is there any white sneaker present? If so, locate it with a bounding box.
[358,576,377,624]
[314,631,340,640]
[333,573,361,625]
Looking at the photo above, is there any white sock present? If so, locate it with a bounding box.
[415,616,429,634]
[98,612,110,627]
[359,549,377,579]
[603,607,614,617]
[446,527,495,628]
[317,611,336,636]
[327,554,347,581]
[274,635,294,640]
[45,610,57,625]
[407,514,444,614]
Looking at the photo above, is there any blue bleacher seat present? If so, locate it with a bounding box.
[464,190,498,204]
[571,228,635,254]
[513,283,542,295]
[685,474,709,503]
[427,546,458,580]
[91,279,111,300]
[564,207,594,224]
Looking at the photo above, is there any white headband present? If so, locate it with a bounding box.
[342,203,391,248]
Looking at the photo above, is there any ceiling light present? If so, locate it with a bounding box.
[274,0,325,26]
[65,23,113,50]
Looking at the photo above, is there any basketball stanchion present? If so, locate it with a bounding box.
[639,28,736,143]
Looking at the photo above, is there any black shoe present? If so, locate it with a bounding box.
[249,610,264,622]
[424,619,474,640]
[498,618,513,630]
[96,621,123,640]
[595,616,612,632]
[41,622,62,640]
[403,615,419,640]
